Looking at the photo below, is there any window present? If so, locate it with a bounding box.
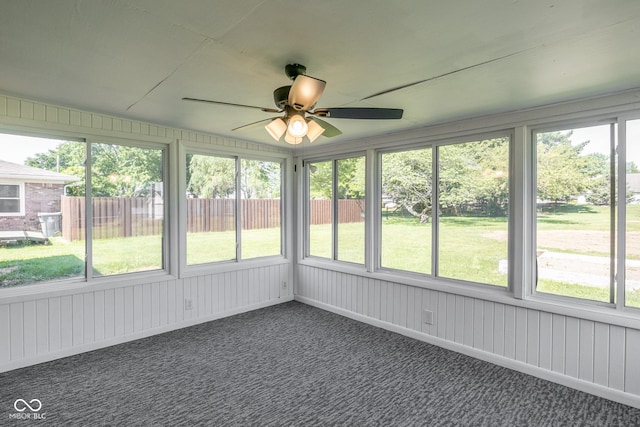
[184,151,284,266]
[625,118,640,308]
[380,148,432,274]
[185,153,237,265]
[534,124,615,303]
[337,157,365,264]
[307,160,333,259]
[240,159,282,259]
[0,132,168,288]
[91,143,165,276]
[0,183,22,215]
[378,137,509,287]
[437,138,509,286]
[306,156,366,264]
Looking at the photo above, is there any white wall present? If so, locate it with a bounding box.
[0,94,294,372]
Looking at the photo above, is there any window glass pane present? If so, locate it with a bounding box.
[241,159,281,259]
[626,119,640,308]
[308,160,332,258]
[0,199,19,213]
[535,125,613,302]
[0,134,85,287]
[185,154,236,265]
[0,185,19,198]
[337,156,365,264]
[91,143,164,276]
[438,137,509,286]
[381,148,432,274]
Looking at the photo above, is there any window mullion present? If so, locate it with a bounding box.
[332,159,338,260]
[85,141,93,281]
[617,119,627,310]
[432,145,439,277]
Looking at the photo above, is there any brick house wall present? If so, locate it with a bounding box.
[0,182,65,232]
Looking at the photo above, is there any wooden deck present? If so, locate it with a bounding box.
[0,230,48,244]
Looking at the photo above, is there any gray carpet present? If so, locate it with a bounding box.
[1,301,639,426]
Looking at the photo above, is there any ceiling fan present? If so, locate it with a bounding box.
[182,64,403,145]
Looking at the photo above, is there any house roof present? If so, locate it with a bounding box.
[0,160,80,184]
[1,2,640,149]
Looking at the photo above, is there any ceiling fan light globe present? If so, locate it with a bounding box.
[288,75,326,111]
[265,118,287,141]
[306,119,325,143]
[287,115,308,138]
[284,131,303,145]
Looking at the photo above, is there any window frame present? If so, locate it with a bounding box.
[0,182,25,216]
[528,119,619,308]
[372,131,513,290]
[179,141,287,277]
[303,152,367,266]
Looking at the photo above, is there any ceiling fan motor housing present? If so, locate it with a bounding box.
[273,86,291,109]
[285,63,307,80]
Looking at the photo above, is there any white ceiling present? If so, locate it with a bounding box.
[1,0,640,148]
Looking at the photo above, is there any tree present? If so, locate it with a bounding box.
[536,131,589,204]
[187,155,235,198]
[382,149,432,219]
[25,142,163,197]
[308,157,365,200]
[240,160,280,199]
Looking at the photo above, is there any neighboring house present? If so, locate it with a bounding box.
[0,159,79,232]
[628,173,640,203]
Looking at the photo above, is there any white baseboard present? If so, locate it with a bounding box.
[0,296,293,374]
[295,295,640,410]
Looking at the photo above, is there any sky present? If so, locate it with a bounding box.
[0,133,66,164]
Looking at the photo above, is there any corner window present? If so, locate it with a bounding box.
[306,155,366,264]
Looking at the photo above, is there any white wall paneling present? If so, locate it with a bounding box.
[296,264,640,408]
[0,264,291,373]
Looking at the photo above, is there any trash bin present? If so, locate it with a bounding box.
[38,212,62,237]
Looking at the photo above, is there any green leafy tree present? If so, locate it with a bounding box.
[536,131,589,204]
[382,149,432,219]
[187,155,235,198]
[241,160,280,199]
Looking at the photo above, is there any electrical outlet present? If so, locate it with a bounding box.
[423,309,434,325]
[184,298,193,311]
[281,281,287,289]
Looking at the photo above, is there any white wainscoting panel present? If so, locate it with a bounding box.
[0,264,291,373]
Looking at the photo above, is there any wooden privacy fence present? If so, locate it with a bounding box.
[308,199,365,225]
[60,196,364,241]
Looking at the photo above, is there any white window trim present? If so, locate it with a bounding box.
[0,181,25,216]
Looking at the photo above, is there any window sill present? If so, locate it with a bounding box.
[0,270,176,304]
[180,255,290,278]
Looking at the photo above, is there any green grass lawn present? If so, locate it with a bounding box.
[2,205,640,308]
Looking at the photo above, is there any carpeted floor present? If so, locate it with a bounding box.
[1,301,639,426]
